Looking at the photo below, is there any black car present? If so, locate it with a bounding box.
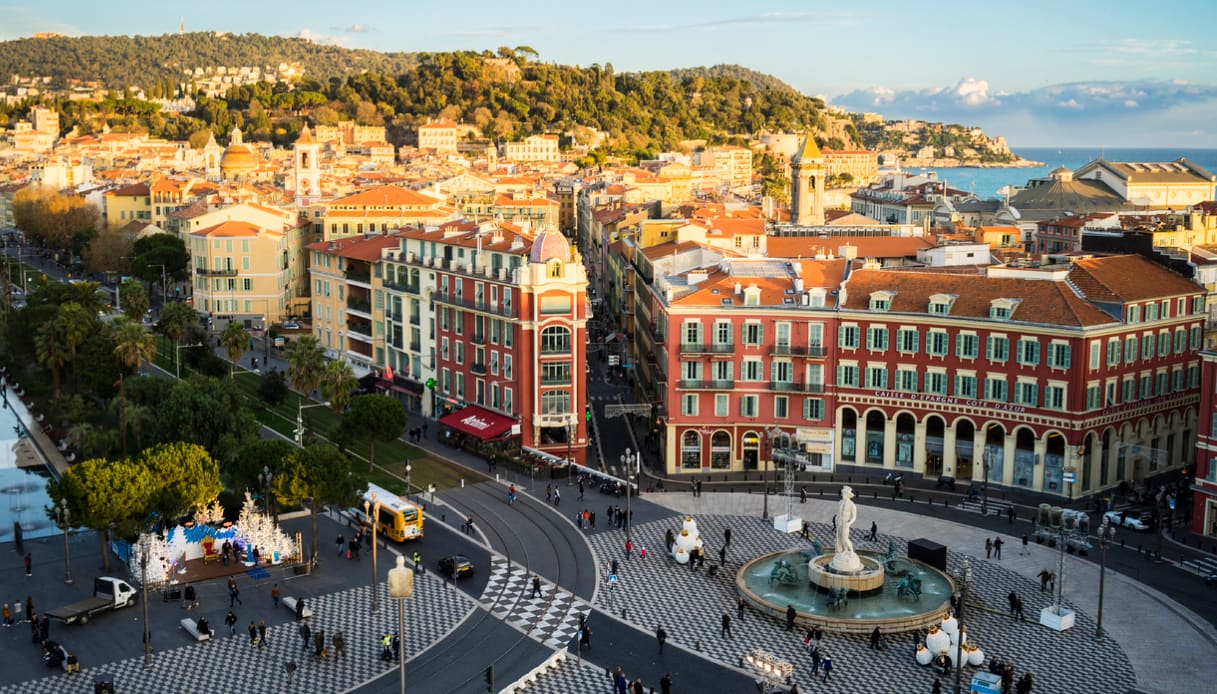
[437,555,474,578]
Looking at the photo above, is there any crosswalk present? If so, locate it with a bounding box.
[479,558,588,649]
[1181,555,1217,577]
[956,497,1013,516]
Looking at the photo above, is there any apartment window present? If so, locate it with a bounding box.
[1172,368,1184,392]
[1139,373,1153,400]
[682,361,703,381]
[683,321,702,346]
[715,394,729,417]
[1125,336,1137,364]
[927,330,949,357]
[455,342,464,365]
[804,398,825,420]
[1174,328,1187,354]
[985,377,1008,402]
[503,387,512,414]
[1156,371,1169,395]
[772,361,793,383]
[1045,384,1066,410]
[1188,364,1200,388]
[1048,342,1071,369]
[865,365,888,390]
[896,368,918,392]
[540,326,572,353]
[926,370,948,395]
[740,395,758,417]
[987,335,1009,362]
[441,337,450,361]
[838,364,859,387]
[955,373,978,398]
[1122,377,1136,403]
[1142,333,1154,360]
[806,363,823,387]
[866,326,889,351]
[1157,331,1170,357]
[869,297,890,312]
[956,333,979,360]
[714,321,731,346]
[681,394,698,416]
[541,362,571,385]
[455,373,464,398]
[1192,326,1203,350]
[839,324,860,349]
[1089,341,1101,369]
[742,359,763,381]
[713,361,732,382]
[1016,381,1038,407]
[774,396,789,419]
[504,354,512,379]
[1086,384,1101,411]
[1146,303,1159,321]
[1105,380,1117,407]
[1017,338,1040,366]
[897,328,919,354]
[990,305,1011,320]
[1126,305,1140,323]
[742,322,763,345]
[1193,296,1205,314]
[1106,339,1121,366]
[540,390,570,415]
[775,322,791,348]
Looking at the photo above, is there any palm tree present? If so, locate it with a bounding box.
[110,400,152,452]
[157,300,196,376]
[56,302,92,391]
[221,321,250,379]
[320,359,358,414]
[34,321,67,397]
[111,317,156,456]
[285,335,326,399]
[64,280,109,316]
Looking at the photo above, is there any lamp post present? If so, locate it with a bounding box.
[566,419,574,485]
[53,499,73,585]
[387,555,415,694]
[365,492,381,613]
[174,341,203,380]
[1095,516,1117,638]
[405,463,412,493]
[147,263,167,306]
[295,401,330,446]
[139,535,152,670]
[951,557,973,694]
[620,448,638,548]
[763,427,783,521]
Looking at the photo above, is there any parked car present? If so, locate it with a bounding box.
[437,554,474,579]
[281,321,300,330]
[1103,510,1150,531]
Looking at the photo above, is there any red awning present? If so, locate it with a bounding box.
[439,405,517,441]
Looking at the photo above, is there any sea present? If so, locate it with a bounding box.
[902,147,1217,200]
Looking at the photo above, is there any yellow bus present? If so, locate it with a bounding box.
[362,483,424,542]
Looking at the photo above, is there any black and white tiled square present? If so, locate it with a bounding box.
[0,570,473,694]
[480,557,589,649]
[584,514,1136,694]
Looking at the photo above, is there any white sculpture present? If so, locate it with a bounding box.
[829,486,863,573]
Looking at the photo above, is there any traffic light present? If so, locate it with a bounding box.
[584,404,592,422]
[484,665,494,691]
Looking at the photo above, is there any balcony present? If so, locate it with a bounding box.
[383,279,420,294]
[678,379,735,390]
[345,267,371,284]
[346,297,372,316]
[433,292,515,317]
[768,381,826,393]
[540,375,571,386]
[540,343,572,355]
[471,362,487,375]
[771,343,829,357]
[197,267,237,277]
[471,333,486,345]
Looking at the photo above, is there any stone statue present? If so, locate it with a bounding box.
[387,555,415,598]
[829,486,863,573]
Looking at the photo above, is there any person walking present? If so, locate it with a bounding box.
[183,583,197,610]
[870,626,884,650]
[1014,594,1025,621]
[531,575,542,598]
[1007,506,1016,524]
[869,521,878,541]
[1007,591,1018,618]
[1037,568,1051,592]
[656,625,667,655]
[612,667,628,694]
[800,487,807,503]
[660,673,672,694]
[1021,534,1030,556]
[247,620,257,645]
[785,604,797,631]
[224,610,238,635]
[2,604,11,627]
[23,552,31,576]
[932,679,943,694]
[721,612,732,638]
[13,598,23,623]
[993,537,1004,559]
[579,618,592,651]
[821,653,834,682]
[810,644,822,676]
[724,527,732,547]
[1016,672,1034,694]
[985,537,993,558]
[333,631,346,658]
[413,551,422,571]
[719,545,726,565]
[271,583,281,608]
[227,577,243,606]
[465,515,475,535]
[258,620,267,648]
[737,596,746,621]
[295,598,307,622]
[300,622,312,650]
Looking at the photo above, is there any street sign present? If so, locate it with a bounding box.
[1062,472,1077,483]
[607,355,619,365]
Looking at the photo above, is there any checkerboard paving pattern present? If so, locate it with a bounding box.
[0,571,474,694]
[521,654,620,694]
[480,557,589,649]
[585,514,1137,694]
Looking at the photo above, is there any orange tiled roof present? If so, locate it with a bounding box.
[192,220,268,238]
[766,235,935,259]
[329,185,440,207]
[1067,255,1199,302]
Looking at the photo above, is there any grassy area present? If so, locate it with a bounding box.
[150,335,484,492]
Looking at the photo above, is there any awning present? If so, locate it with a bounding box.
[439,405,518,441]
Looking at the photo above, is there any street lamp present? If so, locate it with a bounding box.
[405,463,412,493]
[1095,516,1117,638]
[365,492,381,613]
[387,555,415,694]
[763,427,783,521]
[566,420,575,485]
[147,263,167,305]
[952,557,973,694]
[174,342,204,380]
[295,401,331,446]
[53,499,73,585]
[139,534,153,670]
[620,448,638,548]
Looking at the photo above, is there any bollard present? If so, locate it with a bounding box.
[819,488,824,496]
[696,640,702,651]
[909,495,915,503]
[442,514,446,523]
[622,607,628,619]
[461,479,465,488]
[873,491,878,500]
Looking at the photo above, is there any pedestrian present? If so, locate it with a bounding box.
[12,599,21,623]
[553,488,560,506]
[631,678,645,694]
[1048,571,1056,592]
[579,618,592,651]
[38,614,48,642]
[1014,595,1025,621]
[832,514,837,531]
[800,487,807,504]
[660,672,672,694]
[985,537,993,558]
[228,577,243,606]
[786,604,797,631]
[1021,534,1029,556]
[869,520,878,541]
[546,484,553,502]
[333,630,346,658]
[578,480,585,500]
[336,533,345,556]
[724,527,732,547]
[184,583,198,610]
[1007,591,1018,618]
[613,667,628,694]
[413,551,422,571]
[611,559,619,576]
[822,653,833,682]
[2,604,11,626]
[1007,506,1016,524]
[813,626,823,643]
[221,540,230,566]
[300,622,312,650]
[258,619,267,648]
[531,575,542,598]
[721,612,732,638]
[271,583,281,608]
[1037,569,1050,592]
[625,539,633,558]
[810,644,822,675]
[993,537,1004,559]
[247,620,257,645]
[719,546,726,565]
[932,679,942,694]
[656,625,667,654]
[23,552,31,576]
[1016,672,1034,694]
[870,626,883,650]
[737,596,746,621]
[590,511,596,529]
[466,515,475,535]
[225,610,238,635]
[29,614,40,644]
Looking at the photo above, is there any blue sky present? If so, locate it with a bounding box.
[3,0,1216,146]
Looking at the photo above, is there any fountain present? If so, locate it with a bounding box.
[736,486,957,634]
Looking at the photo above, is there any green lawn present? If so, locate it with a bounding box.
[151,336,485,493]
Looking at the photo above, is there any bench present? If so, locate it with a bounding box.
[180,618,212,642]
[281,596,313,619]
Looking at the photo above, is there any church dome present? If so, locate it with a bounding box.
[529,227,570,264]
[220,144,257,177]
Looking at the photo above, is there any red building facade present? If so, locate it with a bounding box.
[1191,350,1217,537]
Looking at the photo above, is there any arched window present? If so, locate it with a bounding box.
[711,431,731,469]
[681,431,701,469]
[548,260,563,278]
[540,326,571,354]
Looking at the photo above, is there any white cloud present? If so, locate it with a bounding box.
[289,29,345,46]
[953,78,994,106]
[1124,100,1138,108]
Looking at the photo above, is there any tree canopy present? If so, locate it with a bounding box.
[340,394,408,472]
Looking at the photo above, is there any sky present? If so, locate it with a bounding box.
[3,0,1217,147]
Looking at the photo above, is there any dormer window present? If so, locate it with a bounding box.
[929,293,956,315]
[869,290,895,312]
[989,298,1019,320]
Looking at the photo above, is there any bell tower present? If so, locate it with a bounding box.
[293,125,321,206]
[791,135,826,226]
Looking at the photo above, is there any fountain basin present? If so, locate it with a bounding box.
[809,554,885,594]
[737,550,955,634]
